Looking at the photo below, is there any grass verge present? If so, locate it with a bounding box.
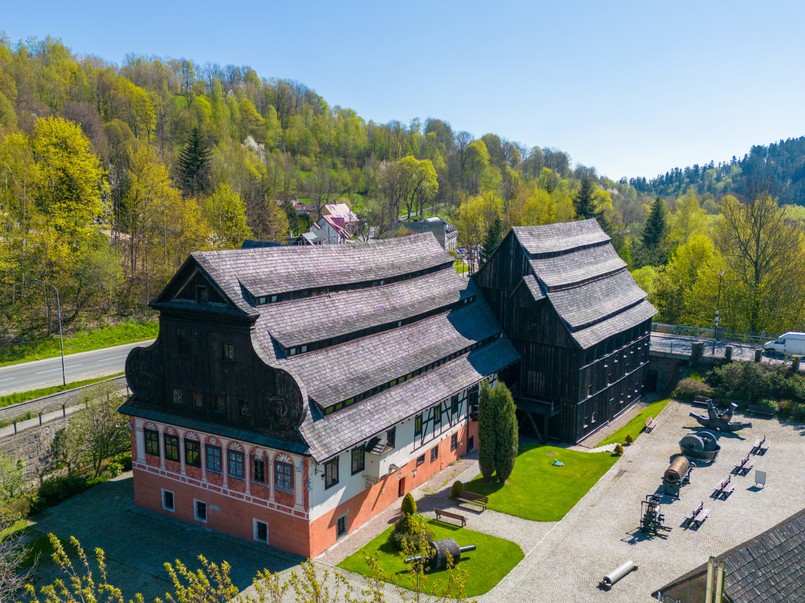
[338,520,523,597]
[0,373,124,411]
[0,320,157,367]
[464,443,618,521]
[595,398,672,447]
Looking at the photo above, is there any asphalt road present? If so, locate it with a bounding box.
[0,340,153,396]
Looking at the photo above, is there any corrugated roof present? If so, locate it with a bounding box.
[513,219,610,256]
[300,337,519,460]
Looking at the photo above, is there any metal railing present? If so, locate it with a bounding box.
[651,323,776,346]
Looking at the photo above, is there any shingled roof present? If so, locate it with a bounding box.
[512,219,656,349]
[652,509,805,603]
[156,234,518,462]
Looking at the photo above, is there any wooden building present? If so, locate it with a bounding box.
[121,234,517,557]
[474,219,656,443]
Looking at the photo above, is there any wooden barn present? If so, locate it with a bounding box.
[474,219,656,443]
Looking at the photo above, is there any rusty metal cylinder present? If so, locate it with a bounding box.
[404,539,476,571]
[664,456,690,484]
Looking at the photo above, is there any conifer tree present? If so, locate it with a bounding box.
[478,381,497,480]
[642,197,668,254]
[481,216,503,266]
[492,382,518,483]
[573,174,598,219]
[177,127,210,198]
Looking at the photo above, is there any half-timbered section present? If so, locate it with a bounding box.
[474,219,656,443]
[121,234,518,557]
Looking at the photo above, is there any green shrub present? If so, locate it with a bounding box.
[104,462,124,478]
[35,475,91,511]
[624,434,634,445]
[388,513,434,552]
[614,444,624,456]
[450,480,463,499]
[673,377,712,401]
[401,492,417,516]
[109,451,132,471]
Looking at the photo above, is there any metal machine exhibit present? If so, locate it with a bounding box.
[689,399,752,432]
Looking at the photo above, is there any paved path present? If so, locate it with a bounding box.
[0,340,151,396]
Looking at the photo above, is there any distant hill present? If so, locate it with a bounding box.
[628,136,805,205]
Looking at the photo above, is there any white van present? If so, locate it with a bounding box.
[764,332,805,355]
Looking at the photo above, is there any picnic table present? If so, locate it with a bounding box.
[751,435,769,455]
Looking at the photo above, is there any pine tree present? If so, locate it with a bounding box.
[177,127,210,198]
[573,174,598,219]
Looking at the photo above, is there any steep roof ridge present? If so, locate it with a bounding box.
[512,218,610,256]
[540,262,629,293]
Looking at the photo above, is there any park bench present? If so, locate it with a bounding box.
[645,416,658,433]
[733,454,753,476]
[746,404,775,418]
[690,506,710,528]
[683,501,704,527]
[456,490,488,511]
[751,435,769,456]
[713,475,733,499]
[434,509,467,527]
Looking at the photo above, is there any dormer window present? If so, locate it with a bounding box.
[258,296,266,305]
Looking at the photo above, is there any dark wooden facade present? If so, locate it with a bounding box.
[474,219,656,443]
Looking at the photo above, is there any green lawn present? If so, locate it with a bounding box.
[595,398,672,447]
[464,443,618,521]
[338,520,523,597]
[0,319,157,367]
[0,373,124,411]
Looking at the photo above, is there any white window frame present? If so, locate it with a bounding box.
[253,519,269,544]
[161,489,175,512]
[194,499,207,523]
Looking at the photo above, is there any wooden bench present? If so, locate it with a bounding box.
[683,501,704,526]
[690,507,710,528]
[645,416,658,433]
[457,490,489,511]
[713,475,732,498]
[746,404,775,418]
[751,435,768,456]
[733,455,753,476]
[434,509,467,527]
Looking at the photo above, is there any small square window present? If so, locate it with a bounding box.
[162,489,174,512]
[430,447,439,462]
[451,433,458,451]
[214,394,226,413]
[173,389,183,405]
[193,391,203,408]
[194,500,207,522]
[336,514,348,538]
[254,519,269,543]
[416,455,425,466]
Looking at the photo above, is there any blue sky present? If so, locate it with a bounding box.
[4,1,805,180]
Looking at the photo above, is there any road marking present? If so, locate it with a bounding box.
[104,355,129,361]
[0,377,14,382]
[36,368,65,375]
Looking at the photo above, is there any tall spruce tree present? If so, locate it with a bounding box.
[177,127,210,198]
[642,197,668,252]
[573,174,598,219]
[481,216,503,266]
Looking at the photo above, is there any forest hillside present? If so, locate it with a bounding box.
[1,36,804,342]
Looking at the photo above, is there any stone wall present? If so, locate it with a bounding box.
[0,416,70,480]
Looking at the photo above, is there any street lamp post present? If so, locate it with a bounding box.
[32,278,66,386]
[713,270,726,354]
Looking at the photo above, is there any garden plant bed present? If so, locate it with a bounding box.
[337,520,523,597]
[464,443,618,521]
